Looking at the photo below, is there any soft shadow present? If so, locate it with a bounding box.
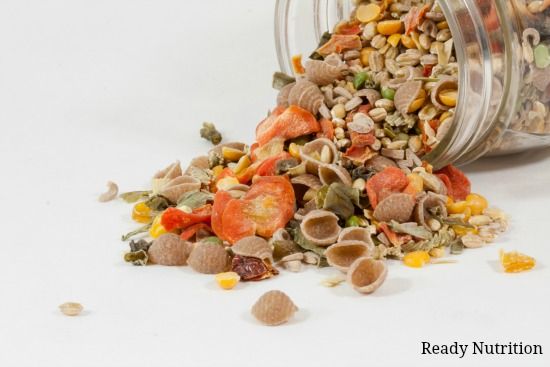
[373,277,412,297]
[241,308,310,326]
[463,147,550,174]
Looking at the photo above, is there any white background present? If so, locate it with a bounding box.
[0,1,549,366]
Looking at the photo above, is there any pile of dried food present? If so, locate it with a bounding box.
[100,0,539,324]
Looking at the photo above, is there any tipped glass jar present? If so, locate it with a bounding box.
[274,0,550,168]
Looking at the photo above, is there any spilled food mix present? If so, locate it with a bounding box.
[101,0,539,325]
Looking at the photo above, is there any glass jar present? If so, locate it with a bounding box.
[274,0,550,167]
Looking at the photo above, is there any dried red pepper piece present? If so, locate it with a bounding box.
[366,167,409,208]
[435,165,471,201]
[161,205,212,232]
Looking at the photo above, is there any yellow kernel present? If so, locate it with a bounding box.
[149,215,168,238]
[215,272,240,290]
[132,202,152,224]
[212,165,224,178]
[437,21,449,30]
[356,3,382,23]
[500,250,536,273]
[233,155,251,175]
[377,20,403,35]
[360,47,376,66]
[401,35,417,49]
[288,143,302,159]
[403,251,431,268]
[466,193,489,215]
[439,89,457,107]
[408,88,427,113]
[222,147,246,162]
[447,200,468,214]
[387,33,402,47]
[410,31,423,50]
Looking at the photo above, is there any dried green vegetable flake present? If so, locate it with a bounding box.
[200,122,222,145]
[124,250,148,266]
[119,191,151,203]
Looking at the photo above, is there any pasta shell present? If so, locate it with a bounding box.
[187,243,231,274]
[325,241,373,272]
[159,175,202,203]
[318,164,353,187]
[394,80,423,115]
[347,257,388,294]
[185,156,210,173]
[277,82,295,108]
[154,161,182,180]
[291,174,323,191]
[294,199,318,221]
[148,233,193,266]
[414,192,448,229]
[300,210,342,246]
[251,290,298,326]
[430,77,458,111]
[364,155,398,172]
[287,79,324,115]
[355,88,381,106]
[373,193,416,223]
[386,66,422,89]
[231,236,273,262]
[305,59,346,86]
[300,138,338,174]
[337,227,375,248]
[418,172,447,195]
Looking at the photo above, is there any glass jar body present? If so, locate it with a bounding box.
[274,0,550,167]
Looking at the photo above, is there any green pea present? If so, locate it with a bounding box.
[381,87,396,100]
[353,72,368,90]
[346,215,364,227]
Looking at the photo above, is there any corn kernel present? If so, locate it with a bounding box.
[356,3,382,23]
[408,89,427,113]
[401,35,417,49]
[222,147,246,162]
[215,272,240,290]
[132,202,152,224]
[233,155,251,175]
[403,251,431,268]
[149,214,168,238]
[387,33,402,47]
[288,143,302,159]
[466,193,489,215]
[437,21,449,30]
[406,173,424,193]
[212,165,224,178]
[377,20,403,35]
[452,224,478,237]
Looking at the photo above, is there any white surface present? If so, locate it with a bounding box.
[0,1,549,366]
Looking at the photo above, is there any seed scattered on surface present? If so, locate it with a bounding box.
[98,181,118,202]
[59,302,83,316]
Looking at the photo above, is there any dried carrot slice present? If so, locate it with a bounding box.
[221,199,257,244]
[291,54,305,75]
[403,4,430,35]
[366,167,409,208]
[256,152,292,177]
[316,34,362,57]
[335,20,362,35]
[350,132,376,147]
[317,118,335,140]
[435,165,471,201]
[256,105,320,146]
[211,190,234,240]
[344,145,376,164]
